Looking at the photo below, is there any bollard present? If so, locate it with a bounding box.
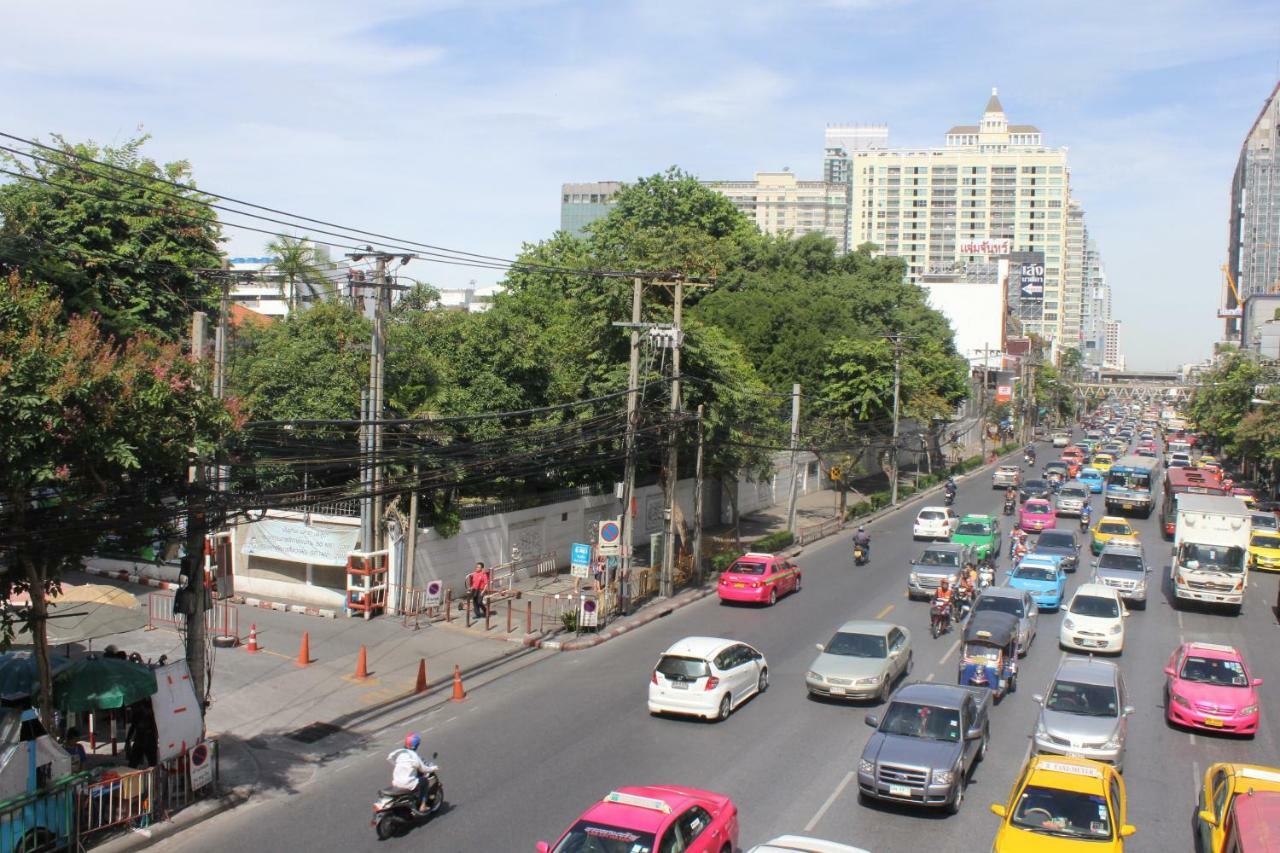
[295,631,311,667]
[354,645,369,679]
[245,624,260,653]
[414,659,428,694]
[450,664,466,702]
[506,598,512,633]
[526,600,532,634]
[445,589,452,623]
[484,599,492,632]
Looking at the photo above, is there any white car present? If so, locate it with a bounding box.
[748,837,870,853]
[912,506,959,540]
[648,636,768,721]
[1059,583,1127,654]
[1052,431,1070,447]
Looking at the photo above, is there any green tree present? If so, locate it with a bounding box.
[1187,350,1268,455]
[0,135,221,341]
[264,236,333,314]
[0,275,236,726]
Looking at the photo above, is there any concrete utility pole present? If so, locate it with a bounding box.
[660,280,684,599]
[888,334,904,506]
[693,404,705,585]
[186,311,209,705]
[617,277,644,614]
[785,383,802,533]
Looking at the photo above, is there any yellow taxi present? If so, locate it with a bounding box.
[1091,453,1116,474]
[1197,454,1219,468]
[1090,516,1139,556]
[990,755,1135,851]
[1195,763,1280,853]
[1249,530,1280,571]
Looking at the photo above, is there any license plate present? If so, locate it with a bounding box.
[733,583,745,589]
[830,686,846,696]
[1203,717,1224,727]
[888,784,912,798]
[671,682,688,690]
[1122,503,1134,510]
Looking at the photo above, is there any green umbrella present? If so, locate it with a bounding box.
[52,656,157,712]
[0,651,71,701]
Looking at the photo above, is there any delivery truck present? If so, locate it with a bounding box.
[1172,493,1252,614]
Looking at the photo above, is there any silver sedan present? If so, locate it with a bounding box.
[805,620,912,703]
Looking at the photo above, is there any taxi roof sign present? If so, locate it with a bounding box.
[604,791,673,813]
[1037,759,1104,779]
[1239,767,1280,785]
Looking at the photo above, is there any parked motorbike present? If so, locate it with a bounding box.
[852,543,869,566]
[930,598,952,639]
[373,755,443,840]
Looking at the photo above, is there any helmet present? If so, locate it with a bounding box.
[857,526,865,532]
[405,732,421,750]
[939,578,950,590]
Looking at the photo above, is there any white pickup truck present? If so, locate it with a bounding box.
[1171,494,1252,614]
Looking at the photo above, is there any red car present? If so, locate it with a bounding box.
[1164,642,1262,736]
[537,786,739,853]
[717,552,801,606]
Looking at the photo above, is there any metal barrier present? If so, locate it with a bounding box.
[156,740,218,816]
[146,592,239,642]
[797,516,844,546]
[81,768,155,836]
[0,773,86,852]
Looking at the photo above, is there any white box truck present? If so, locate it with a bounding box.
[1172,493,1252,613]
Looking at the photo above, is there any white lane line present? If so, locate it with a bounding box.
[875,604,895,619]
[1192,761,1201,793]
[937,638,961,667]
[1189,732,1197,746]
[444,716,458,724]
[925,672,935,682]
[1177,611,1185,631]
[805,771,856,832]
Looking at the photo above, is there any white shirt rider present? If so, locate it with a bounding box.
[389,747,433,791]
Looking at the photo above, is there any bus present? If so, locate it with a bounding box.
[1104,455,1159,517]
[1160,466,1227,539]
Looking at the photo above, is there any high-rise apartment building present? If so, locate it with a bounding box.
[1224,81,1280,343]
[1104,319,1124,370]
[560,181,621,236]
[704,171,850,252]
[1062,199,1086,348]
[1080,237,1110,370]
[823,125,888,250]
[844,90,1072,344]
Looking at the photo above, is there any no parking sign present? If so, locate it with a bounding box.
[424,579,444,608]
[578,597,599,629]
[596,516,622,556]
[189,741,214,791]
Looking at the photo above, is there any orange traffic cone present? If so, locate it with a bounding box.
[414,659,428,694]
[450,664,466,702]
[245,624,260,654]
[354,645,369,679]
[295,631,311,667]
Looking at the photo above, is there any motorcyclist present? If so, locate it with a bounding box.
[1080,502,1093,530]
[853,526,871,557]
[1024,445,1037,465]
[932,579,954,624]
[387,733,435,815]
[943,477,958,500]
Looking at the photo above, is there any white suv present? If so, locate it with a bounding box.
[912,506,959,540]
[1060,584,1127,654]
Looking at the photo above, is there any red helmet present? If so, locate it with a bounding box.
[405,732,421,750]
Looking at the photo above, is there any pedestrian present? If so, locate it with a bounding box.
[468,562,489,620]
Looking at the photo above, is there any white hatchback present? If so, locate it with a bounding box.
[1059,583,1128,654]
[648,637,768,721]
[912,506,959,540]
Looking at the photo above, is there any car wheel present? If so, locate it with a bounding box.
[946,781,965,815]
[757,667,769,694]
[794,575,802,594]
[905,652,914,676]
[768,589,777,606]
[717,694,732,721]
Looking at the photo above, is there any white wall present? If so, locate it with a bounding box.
[922,280,1005,368]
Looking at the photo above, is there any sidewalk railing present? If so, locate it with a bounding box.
[0,772,85,852]
[146,592,239,643]
[81,767,154,836]
[796,516,844,546]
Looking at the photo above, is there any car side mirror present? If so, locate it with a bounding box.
[1123,610,1131,618]
[965,725,983,740]
[1032,693,1044,705]
[1253,677,1264,687]
[1163,666,1176,677]
[990,803,1008,818]
[864,713,880,728]
[432,751,439,760]
[1124,705,1136,716]
[816,643,825,652]
[1197,810,1217,828]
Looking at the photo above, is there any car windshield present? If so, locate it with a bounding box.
[1046,679,1119,717]
[918,550,960,567]
[1251,533,1280,549]
[1179,655,1250,687]
[1177,543,1246,574]
[1097,552,1143,573]
[656,656,709,680]
[1080,470,1100,479]
[1038,532,1074,549]
[879,701,961,741]
[1024,480,1049,491]
[728,560,767,575]
[1010,785,1112,839]
[1098,522,1131,535]
[552,820,656,853]
[1025,502,1051,514]
[1014,565,1057,582]
[1059,488,1087,500]
[1070,595,1120,619]
[825,632,887,658]
[999,466,1020,474]
[1107,471,1152,489]
[957,522,990,536]
[918,511,944,521]
[975,595,1023,619]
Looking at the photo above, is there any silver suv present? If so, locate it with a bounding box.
[907,543,973,600]
[992,465,1022,489]
[1091,542,1148,610]
[1032,657,1134,772]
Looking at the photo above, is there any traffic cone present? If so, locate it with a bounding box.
[295,631,311,667]
[414,659,428,694]
[245,624,260,654]
[450,664,466,702]
[354,645,369,679]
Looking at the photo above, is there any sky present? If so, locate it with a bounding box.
[4,0,1280,370]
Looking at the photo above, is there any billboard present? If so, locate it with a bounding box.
[957,239,1011,256]
[1018,258,1046,301]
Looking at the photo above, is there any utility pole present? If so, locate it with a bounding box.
[693,404,705,585]
[617,277,644,615]
[186,311,210,706]
[889,334,904,506]
[785,383,802,533]
[661,280,684,599]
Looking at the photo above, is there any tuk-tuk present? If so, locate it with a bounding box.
[958,611,1019,700]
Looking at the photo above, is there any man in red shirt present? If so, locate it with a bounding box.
[467,562,490,619]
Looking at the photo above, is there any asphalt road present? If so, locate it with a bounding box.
[165,440,1280,853]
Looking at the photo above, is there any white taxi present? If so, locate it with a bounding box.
[1060,583,1128,655]
[913,506,959,540]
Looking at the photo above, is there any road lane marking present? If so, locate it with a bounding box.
[1177,611,1185,631]
[805,771,855,832]
[1189,732,1196,745]
[875,604,895,619]
[925,672,935,682]
[937,638,961,667]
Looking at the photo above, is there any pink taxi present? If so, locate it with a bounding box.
[1164,642,1263,736]
[1018,498,1057,532]
[537,786,739,853]
[717,552,801,606]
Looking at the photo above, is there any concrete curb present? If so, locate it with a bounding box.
[234,595,339,619]
[81,565,178,591]
[89,786,253,853]
[514,588,717,652]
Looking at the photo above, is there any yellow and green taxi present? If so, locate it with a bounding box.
[1195,763,1280,853]
[1090,516,1138,556]
[1249,531,1280,571]
[953,514,1001,561]
[1090,453,1116,474]
[990,755,1135,851]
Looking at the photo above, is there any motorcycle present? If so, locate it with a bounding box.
[978,563,995,589]
[953,588,973,622]
[1079,513,1091,532]
[373,754,444,840]
[852,542,869,566]
[943,487,957,507]
[1002,496,1016,516]
[1024,452,1036,466]
[930,598,952,639]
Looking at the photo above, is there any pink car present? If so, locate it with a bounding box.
[537,785,739,853]
[1164,642,1263,736]
[1018,498,1057,532]
[717,553,801,606]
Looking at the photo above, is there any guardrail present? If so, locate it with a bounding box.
[81,767,154,836]
[146,592,239,644]
[0,772,86,852]
[797,516,844,546]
